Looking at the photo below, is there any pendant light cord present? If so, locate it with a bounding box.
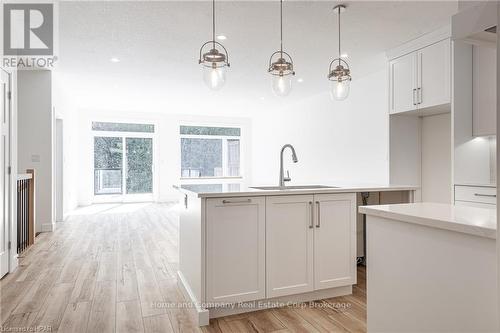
[280,0,283,57]
[212,0,216,49]
[338,6,341,66]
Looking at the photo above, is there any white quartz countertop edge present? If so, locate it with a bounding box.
[175,185,418,198]
[359,203,496,240]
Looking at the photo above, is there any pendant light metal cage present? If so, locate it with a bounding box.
[327,58,351,82]
[268,51,295,76]
[199,41,230,69]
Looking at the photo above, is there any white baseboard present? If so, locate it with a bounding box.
[177,268,353,327]
[177,271,210,326]
[41,222,56,232]
[209,285,352,319]
[9,253,18,273]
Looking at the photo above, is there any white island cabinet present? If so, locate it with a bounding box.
[360,203,497,333]
[206,197,265,304]
[266,195,315,297]
[313,193,357,290]
[266,193,357,297]
[176,184,416,326]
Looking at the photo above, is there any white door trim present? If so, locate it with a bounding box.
[0,68,14,276]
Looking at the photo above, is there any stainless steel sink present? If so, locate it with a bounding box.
[251,185,338,190]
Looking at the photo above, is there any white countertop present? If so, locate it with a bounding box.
[175,183,418,198]
[360,202,497,239]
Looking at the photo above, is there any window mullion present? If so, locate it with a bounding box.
[222,138,228,177]
[122,136,126,196]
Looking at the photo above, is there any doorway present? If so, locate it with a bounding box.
[55,119,64,222]
[92,121,155,203]
[0,70,11,278]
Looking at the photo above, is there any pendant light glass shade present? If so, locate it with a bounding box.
[203,66,226,90]
[327,5,351,101]
[268,0,295,97]
[330,75,350,101]
[199,0,229,90]
[272,74,293,97]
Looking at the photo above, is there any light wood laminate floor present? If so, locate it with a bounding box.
[0,203,366,333]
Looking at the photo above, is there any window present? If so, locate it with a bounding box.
[94,137,123,195]
[180,126,241,178]
[92,121,154,133]
[93,122,154,197]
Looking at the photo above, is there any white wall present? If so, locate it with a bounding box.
[62,67,389,206]
[422,113,452,203]
[17,71,54,232]
[250,69,389,187]
[52,71,80,215]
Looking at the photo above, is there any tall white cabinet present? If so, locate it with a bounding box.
[472,45,496,137]
[388,27,454,203]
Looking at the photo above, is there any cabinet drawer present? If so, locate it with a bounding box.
[455,186,497,205]
[455,200,496,209]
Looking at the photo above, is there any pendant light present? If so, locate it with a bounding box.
[199,0,230,90]
[328,4,351,101]
[268,0,295,97]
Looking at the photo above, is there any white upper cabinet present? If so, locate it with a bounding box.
[313,193,357,290]
[206,197,266,303]
[473,45,496,137]
[390,52,417,114]
[389,38,451,114]
[418,39,451,109]
[266,195,314,298]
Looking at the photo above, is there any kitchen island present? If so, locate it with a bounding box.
[175,183,417,326]
[360,203,497,333]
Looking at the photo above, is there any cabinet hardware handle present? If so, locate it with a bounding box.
[474,193,496,198]
[309,201,314,229]
[417,87,422,104]
[316,201,320,228]
[222,199,251,204]
[413,88,417,106]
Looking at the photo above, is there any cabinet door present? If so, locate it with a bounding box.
[266,195,314,298]
[390,52,417,114]
[313,193,356,290]
[206,197,265,304]
[473,45,496,136]
[418,39,451,109]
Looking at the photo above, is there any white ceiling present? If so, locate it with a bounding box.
[57,1,459,110]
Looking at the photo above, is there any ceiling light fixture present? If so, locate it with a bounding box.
[217,35,227,40]
[110,57,120,63]
[199,0,230,91]
[328,4,351,101]
[268,0,295,97]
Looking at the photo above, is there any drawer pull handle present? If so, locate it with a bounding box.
[309,201,313,229]
[316,201,321,228]
[474,193,496,198]
[222,199,251,204]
